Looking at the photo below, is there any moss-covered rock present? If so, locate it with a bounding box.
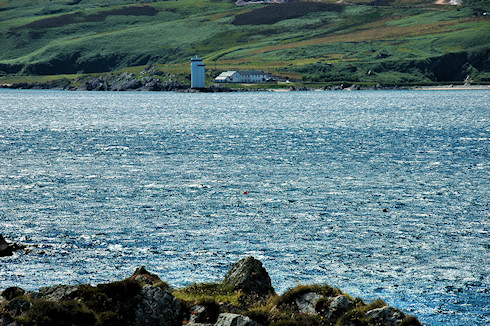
[275,284,341,311]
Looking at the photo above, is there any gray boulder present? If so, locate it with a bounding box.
[295,292,322,314]
[324,295,355,322]
[222,256,275,297]
[127,285,181,326]
[366,306,405,326]
[29,285,79,301]
[215,313,257,326]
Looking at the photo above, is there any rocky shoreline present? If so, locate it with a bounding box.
[0,77,411,92]
[1,244,422,326]
[2,78,487,92]
[3,69,485,92]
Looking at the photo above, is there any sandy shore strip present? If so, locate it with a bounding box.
[412,85,490,90]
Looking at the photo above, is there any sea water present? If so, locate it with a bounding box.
[0,89,488,325]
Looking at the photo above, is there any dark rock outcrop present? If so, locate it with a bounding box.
[127,285,181,326]
[3,299,31,318]
[1,288,25,301]
[0,314,16,326]
[72,73,189,92]
[366,306,406,326]
[29,285,79,301]
[79,76,108,91]
[140,78,163,91]
[0,235,23,257]
[188,303,219,325]
[295,292,322,314]
[222,256,275,297]
[112,78,143,91]
[323,295,356,323]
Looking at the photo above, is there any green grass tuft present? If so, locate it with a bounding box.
[173,282,243,306]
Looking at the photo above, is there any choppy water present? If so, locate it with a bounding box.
[0,89,489,325]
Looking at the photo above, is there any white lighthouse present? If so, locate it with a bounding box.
[191,57,205,89]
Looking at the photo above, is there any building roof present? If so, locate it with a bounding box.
[216,71,237,77]
[237,70,265,76]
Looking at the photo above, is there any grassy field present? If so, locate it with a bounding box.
[0,0,488,85]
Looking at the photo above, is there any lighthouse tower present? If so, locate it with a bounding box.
[191,57,205,89]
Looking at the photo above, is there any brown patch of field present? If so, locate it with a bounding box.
[207,12,233,21]
[248,18,467,55]
[11,5,159,31]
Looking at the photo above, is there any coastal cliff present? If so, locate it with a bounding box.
[0,256,421,326]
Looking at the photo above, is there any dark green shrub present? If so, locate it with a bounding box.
[335,309,369,326]
[173,282,242,306]
[245,309,270,326]
[77,284,111,313]
[400,315,423,326]
[97,311,121,326]
[314,296,329,313]
[153,281,172,292]
[76,279,142,326]
[364,298,386,311]
[195,297,220,323]
[96,279,141,303]
[23,300,96,326]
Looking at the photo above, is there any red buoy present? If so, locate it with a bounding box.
[243,191,248,195]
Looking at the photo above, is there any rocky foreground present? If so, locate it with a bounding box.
[1,254,422,326]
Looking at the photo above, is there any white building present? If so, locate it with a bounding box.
[191,57,205,88]
[215,70,267,83]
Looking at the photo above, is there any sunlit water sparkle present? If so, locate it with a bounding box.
[0,89,489,325]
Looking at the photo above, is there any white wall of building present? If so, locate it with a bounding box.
[215,70,267,83]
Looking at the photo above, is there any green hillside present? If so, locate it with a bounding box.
[0,0,489,85]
